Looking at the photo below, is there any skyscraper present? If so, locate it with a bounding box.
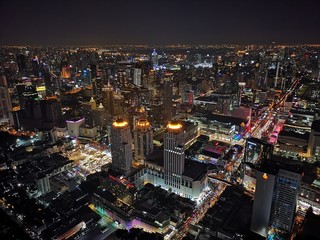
[0,75,12,118]
[244,137,273,165]
[111,119,133,175]
[251,161,302,237]
[44,97,62,123]
[163,73,173,122]
[101,83,115,116]
[151,49,158,70]
[133,68,142,86]
[134,118,153,165]
[16,54,27,74]
[164,121,185,190]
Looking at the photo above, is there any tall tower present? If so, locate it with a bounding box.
[102,83,114,116]
[164,121,185,190]
[0,75,12,118]
[251,162,301,237]
[133,68,142,86]
[151,49,158,70]
[163,73,173,122]
[111,119,133,175]
[134,118,153,165]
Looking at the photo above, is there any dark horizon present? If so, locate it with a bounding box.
[1,0,320,46]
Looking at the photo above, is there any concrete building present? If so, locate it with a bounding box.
[0,75,12,119]
[111,119,133,175]
[251,161,302,237]
[36,174,51,196]
[66,118,85,138]
[164,121,185,190]
[308,120,320,157]
[133,121,207,199]
[134,118,153,165]
[163,73,173,122]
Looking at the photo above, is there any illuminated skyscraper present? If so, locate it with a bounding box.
[134,118,153,165]
[151,49,158,70]
[164,121,185,190]
[163,73,173,122]
[111,119,133,175]
[251,161,302,237]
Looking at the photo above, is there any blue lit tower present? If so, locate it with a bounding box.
[164,121,185,191]
[111,119,133,175]
[151,49,158,70]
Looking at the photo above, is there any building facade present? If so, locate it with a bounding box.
[111,119,133,175]
[133,118,153,165]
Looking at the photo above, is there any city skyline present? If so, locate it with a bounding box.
[1,0,320,46]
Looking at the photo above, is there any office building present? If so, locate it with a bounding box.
[134,118,153,165]
[243,137,273,191]
[0,75,12,118]
[44,97,62,123]
[151,49,158,70]
[308,120,320,157]
[164,121,185,190]
[133,68,142,86]
[111,119,133,175]
[101,83,115,116]
[36,174,51,196]
[163,73,173,122]
[251,161,302,237]
[244,137,273,165]
[133,120,206,199]
[66,118,85,138]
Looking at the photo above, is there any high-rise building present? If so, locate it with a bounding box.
[151,49,158,70]
[164,121,185,190]
[244,137,273,165]
[111,119,133,175]
[134,118,153,165]
[163,73,173,122]
[44,98,62,123]
[22,86,41,119]
[133,68,142,86]
[101,83,115,116]
[0,75,12,118]
[32,56,40,77]
[182,90,194,105]
[243,137,274,191]
[16,54,27,74]
[36,174,51,196]
[251,161,302,237]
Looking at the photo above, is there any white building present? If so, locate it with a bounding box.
[66,118,85,137]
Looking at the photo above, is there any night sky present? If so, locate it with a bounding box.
[0,0,319,45]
